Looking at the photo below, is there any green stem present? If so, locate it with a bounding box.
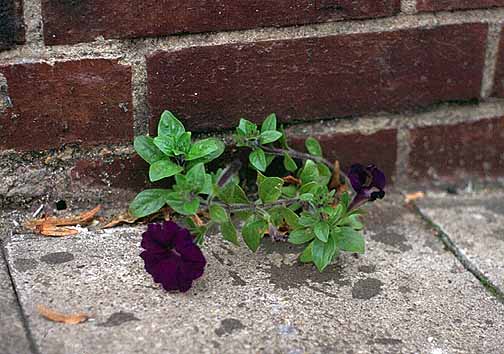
[201,198,300,213]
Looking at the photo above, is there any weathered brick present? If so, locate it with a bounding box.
[0,0,25,51]
[0,59,133,151]
[148,24,487,133]
[42,0,400,45]
[408,117,504,179]
[70,156,149,191]
[417,0,504,11]
[492,29,504,98]
[289,129,397,183]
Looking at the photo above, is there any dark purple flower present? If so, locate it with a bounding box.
[348,164,386,210]
[140,221,206,292]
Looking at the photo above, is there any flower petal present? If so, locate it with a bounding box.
[369,165,386,190]
[348,164,367,192]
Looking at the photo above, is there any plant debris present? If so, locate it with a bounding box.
[405,191,425,203]
[37,304,89,324]
[25,205,101,237]
[101,211,140,229]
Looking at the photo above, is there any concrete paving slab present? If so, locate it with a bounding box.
[0,244,33,354]
[416,191,504,291]
[4,195,504,354]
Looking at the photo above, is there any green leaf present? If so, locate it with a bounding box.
[209,205,228,223]
[265,153,275,168]
[283,152,297,172]
[218,183,249,204]
[305,137,322,157]
[299,181,318,194]
[165,191,187,214]
[186,163,206,192]
[312,236,338,272]
[182,198,200,215]
[280,207,300,228]
[153,136,176,156]
[249,148,267,172]
[129,189,169,218]
[314,221,330,242]
[336,227,365,254]
[299,159,319,184]
[187,138,221,161]
[242,219,267,252]
[259,131,283,145]
[238,118,258,136]
[134,136,165,164]
[158,111,185,138]
[299,242,313,263]
[221,221,239,245]
[149,159,183,182]
[261,113,277,133]
[340,214,364,230]
[340,192,350,211]
[282,185,297,198]
[200,174,213,195]
[289,229,314,245]
[258,176,284,203]
[299,193,314,202]
[298,213,318,227]
[172,132,192,155]
[317,162,332,186]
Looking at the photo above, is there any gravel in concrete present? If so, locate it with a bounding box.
[3,195,504,354]
[416,190,504,291]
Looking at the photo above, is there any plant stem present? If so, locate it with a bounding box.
[201,198,300,213]
[261,145,352,187]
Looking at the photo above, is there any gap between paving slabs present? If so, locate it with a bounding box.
[411,202,504,304]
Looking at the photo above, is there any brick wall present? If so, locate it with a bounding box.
[1,0,504,200]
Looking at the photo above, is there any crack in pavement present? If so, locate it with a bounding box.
[411,203,504,304]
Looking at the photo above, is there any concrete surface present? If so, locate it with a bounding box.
[416,190,504,291]
[0,242,33,354]
[1,193,504,354]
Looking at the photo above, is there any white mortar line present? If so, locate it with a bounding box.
[131,58,149,136]
[3,8,504,64]
[395,128,411,185]
[22,0,43,48]
[400,0,417,15]
[481,23,502,98]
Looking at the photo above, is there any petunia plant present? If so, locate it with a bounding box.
[131,111,386,292]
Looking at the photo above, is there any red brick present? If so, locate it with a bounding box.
[492,30,504,98]
[0,59,133,151]
[42,0,400,45]
[408,117,504,179]
[289,129,397,183]
[147,24,487,133]
[0,0,25,51]
[70,156,149,191]
[417,0,504,11]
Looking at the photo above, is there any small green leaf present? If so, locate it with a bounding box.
[153,136,176,156]
[289,229,314,245]
[129,189,169,218]
[259,176,284,203]
[298,213,318,227]
[218,183,250,204]
[259,130,283,145]
[165,191,188,214]
[172,132,192,155]
[221,221,239,245]
[340,192,350,211]
[158,111,185,138]
[261,113,277,133]
[187,138,221,161]
[242,220,267,252]
[182,198,200,215]
[209,205,228,223]
[265,153,275,168]
[314,221,330,242]
[312,236,338,272]
[299,181,318,194]
[238,118,258,136]
[134,136,165,164]
[299,193,314,202]
[186,163,206,191]
[283,153,297,172]
[299,242,313,263]
[336,227,365,254]
[280,207,300,227]
[149,159,183,182]
[299,160,319,184]
[249,148,267,172]
[317,162,332,186]
[340,214,364,230]
[282,185,297,198]
[305,137,322,157]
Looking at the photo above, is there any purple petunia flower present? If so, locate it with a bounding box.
[347,164,386,210]
[140,221,206,292]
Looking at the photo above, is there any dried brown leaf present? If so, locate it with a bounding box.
[329,160,342,190]
[25,205,101,230]
[191,214,204,226]
[37,304,89,324]
[405,192,425,203]
[282,175,301,185]
[35,224,79,237]
[101,211,139,229]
